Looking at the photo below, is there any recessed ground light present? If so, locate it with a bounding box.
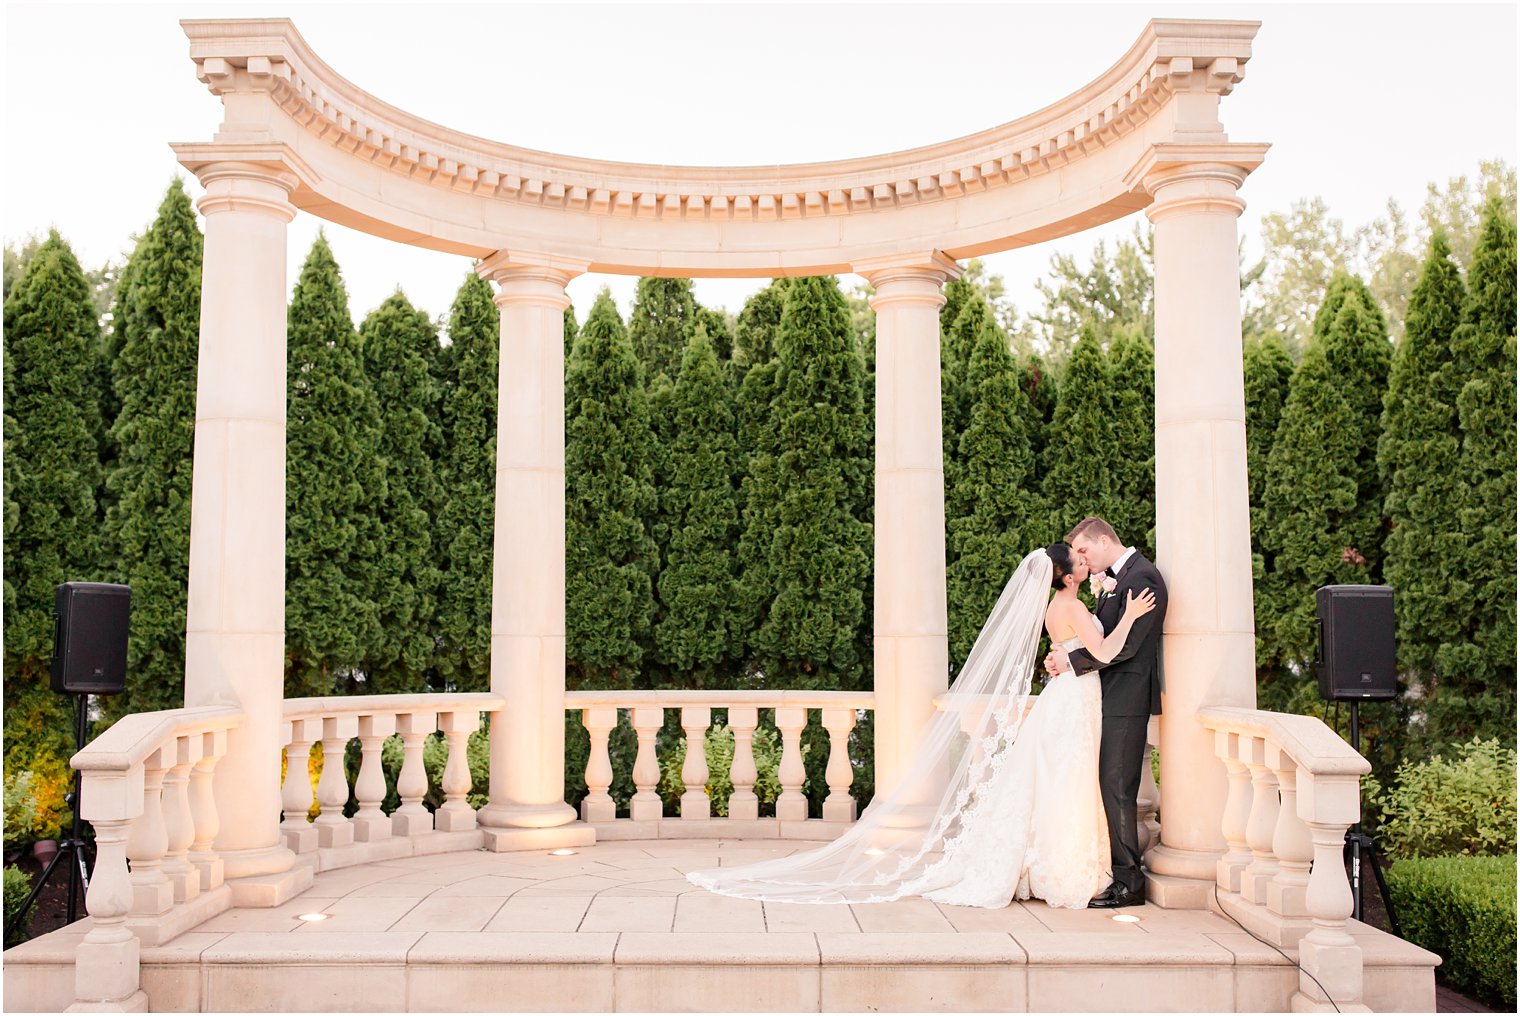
[549,848,578,856]
[1111,914,1141,923]
[864,848,884,856]
[297,913,330,922]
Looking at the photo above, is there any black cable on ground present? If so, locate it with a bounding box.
[1212,881,1343,1014]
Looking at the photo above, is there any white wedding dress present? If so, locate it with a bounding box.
[902,615,1111,909]
[687,550,1112,910]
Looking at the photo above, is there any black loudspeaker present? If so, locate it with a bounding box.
[1315,585,1396,701]
[49,582,130,695]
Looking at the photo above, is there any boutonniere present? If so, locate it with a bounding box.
[1088,572,1117,597]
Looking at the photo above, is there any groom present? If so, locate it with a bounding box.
[1045,516,1167,909]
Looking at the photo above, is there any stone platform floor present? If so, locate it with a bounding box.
[3,838,1439,1012]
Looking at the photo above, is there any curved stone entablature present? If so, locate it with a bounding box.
[173,17,1267,275]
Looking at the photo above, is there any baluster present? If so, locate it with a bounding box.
[1238,734,1280,905]
[188,729,227,891]
[72,773,146,1010]
[1267,746,1313,919]
[436,710,480,831]
[1215,729,1253,893]
[1136,716,1160,852]
[580,708,617,823]
[1298,810,1364,1009]
[127,745,173,916]
[314,715,358,848]
[161,736,199,903]
[822,707,858,823]
[680,707,712,821]
[393,711,437,836]
[629,706,664,822]
[281,718,320,853]
[726,707,760,822]
[352,714,397,841]
[775,707,808,823]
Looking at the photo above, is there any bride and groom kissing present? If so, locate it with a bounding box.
[688,515,1167,912]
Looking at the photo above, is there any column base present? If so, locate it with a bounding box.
[481,822,597,853]
[217,842,295,881]
[479,799,578,829]
[1146,840,1222,881]
[66,991,149,1013]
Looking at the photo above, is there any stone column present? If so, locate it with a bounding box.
[182,159,298,882]
[476,253,584,831]
[855,251,962,798]
[1131,149,1264,882]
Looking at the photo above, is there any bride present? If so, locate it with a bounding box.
[686,544,1155,910]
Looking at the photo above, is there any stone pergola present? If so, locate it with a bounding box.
[172,16,1264,892]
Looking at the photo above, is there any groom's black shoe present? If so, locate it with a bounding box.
[1088,883,1145,909]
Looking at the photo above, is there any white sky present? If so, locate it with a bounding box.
[3,1,1516,327]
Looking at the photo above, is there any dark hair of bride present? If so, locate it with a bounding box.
[1045,543,1076,590]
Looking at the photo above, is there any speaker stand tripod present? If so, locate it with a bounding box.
[1341,699,1401,937]
[4,693,94,945]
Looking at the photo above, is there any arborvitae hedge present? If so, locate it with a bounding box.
[1378,237,1467,686]
[1436,200,1517,745]
[285,234,384,696]
[653,327,742,687]
[1242,333,1296,696]
[753,276,873,690]
[435,272,499,691]
[1106,329,1156,557]
[2,231,106,837]
[102,181,202,716]
[946,316,1043,669]
[565,290,659,689]
[628,277,698,386]
[1040,328,1120,539]
[359,290,442,692]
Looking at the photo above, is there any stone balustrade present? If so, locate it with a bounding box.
[279,692,506,864]
[1198,705,1372,1013]
[67,704,243,1010]
[564,690,874,837]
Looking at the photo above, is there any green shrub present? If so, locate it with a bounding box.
[4,771,45,845]
[658,721,787,815]
[1366,738,1517,858]
[4,864,32,945]
[1386,854,1516,1007]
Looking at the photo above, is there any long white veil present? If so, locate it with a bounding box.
[688,548,1054,903]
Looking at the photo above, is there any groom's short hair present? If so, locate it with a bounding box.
[1066,516,1119,544]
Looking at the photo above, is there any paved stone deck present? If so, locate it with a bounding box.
[3,839,1441,1012]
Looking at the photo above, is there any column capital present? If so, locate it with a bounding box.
[1125,142,1269,223]
[855,250,961,312]
[172,142,312,222]
[478,249,588,308]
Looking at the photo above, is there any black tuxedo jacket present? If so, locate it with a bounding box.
[1066,550,1167,718]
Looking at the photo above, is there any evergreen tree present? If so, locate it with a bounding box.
[563,304,578,361]
[102,180,203,716]
[359,290,442,692]
[1377,236,1467,686]
[1260,302,1380,674]
[654,326,742,686]
[699,305,734,362]
[627,277,698,386]
[3,231,105,833]
[753,276,873,689]
[1242,333,1296,695]
[435,272,498,692]
[1319,276,1393,578]
[1019,351,1058,466]
[1436,200,1517,744]
[941,296,991,476]
[1040,329,1120,539]
[945,317,1044,669]
[285,234,384,696]
[1107,329,1156,556]
[565,290,659,689]
[733,279,789,372]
